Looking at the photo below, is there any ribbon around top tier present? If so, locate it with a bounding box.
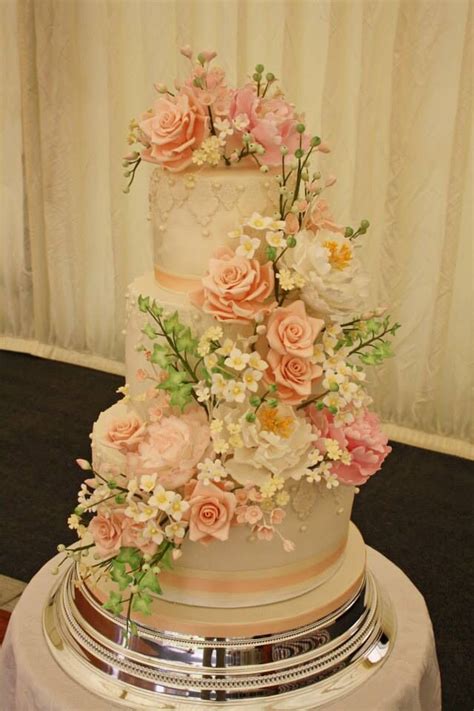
[154,265,202,293]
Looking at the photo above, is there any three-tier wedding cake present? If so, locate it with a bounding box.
[46,47,398,707]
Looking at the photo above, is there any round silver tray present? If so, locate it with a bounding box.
[43,562,395,709]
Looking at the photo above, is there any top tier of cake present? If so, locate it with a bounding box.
[150,163,278,278]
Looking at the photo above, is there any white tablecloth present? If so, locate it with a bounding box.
[0,548,441,711]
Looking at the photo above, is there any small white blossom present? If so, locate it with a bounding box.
[228,433,243,448]
[236,234,260,259]
[233,113,250,131]
[143,521,164,545]
[228,227,244,239]
[225,347,250,371]
[338,381,358,403]
[312,344,325,363]
[139,473,158,493]
[204,352,218,369]
[246,212,273,230]
[204,326,223,341]
[197,457,228,484]
[134,502,158,522]
[217,338,234,356]
[325,439,344,461]
[324,471,340,489]
[322,369,345,390]
[210,418,224,434]
[275,490,290,506]
[213,438,230,454]
[68,514,81,530]
[214,117,233,137]
[224,380,247,403]
[340,450,352,465]
[265,230,286,248]
[192,136,222,166]
[169,495,190,521]
[195,381,211,402]
[323,392,342,410]
[165,522,186,540]
[242,368,263,392]
[247,352,267,371]
[197,337,211,357]
[211,373,227,397]
[148,485,174,513]
[308,449,324,466]
[277,268,295,291]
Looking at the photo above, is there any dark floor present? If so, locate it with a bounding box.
[1,350,473,709]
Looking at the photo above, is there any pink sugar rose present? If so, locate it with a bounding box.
[265,350,322,405]
[88,512,124,558]
[266,300,324,358]
[185,480,237,544]
[139,87,208,172]
[128,408,210,489]
[105,414,146,453]
[307,407,391,485]
[304,198,344,234]
[190,247,275,323]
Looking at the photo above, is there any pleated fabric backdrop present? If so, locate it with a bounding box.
[0,0,472,458]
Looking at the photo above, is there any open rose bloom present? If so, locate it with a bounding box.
[65,47,398,622]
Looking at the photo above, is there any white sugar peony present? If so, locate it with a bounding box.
[283,230,369,319]
[226,404,316,486]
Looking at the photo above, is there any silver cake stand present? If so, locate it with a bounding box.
[43,561,395,709]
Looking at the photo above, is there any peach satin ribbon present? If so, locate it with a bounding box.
[154,265,202,293]
[158,539,347,595]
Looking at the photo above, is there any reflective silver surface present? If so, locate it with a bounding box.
[43,562,395,708]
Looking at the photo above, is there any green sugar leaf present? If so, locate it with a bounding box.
[137,295,150,313]
[116,547,143,569]
[142,323,159,340]
[103,590,124,615]
[132,592,152,615]
[110,561,132,591]
[150,343,171,368]
[138,570,162,595]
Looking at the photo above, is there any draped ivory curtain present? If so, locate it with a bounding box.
[1,0,472,458]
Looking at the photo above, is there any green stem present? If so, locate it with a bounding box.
[349,327,393,357]
[296,390,329,411]
[207,106,216,136]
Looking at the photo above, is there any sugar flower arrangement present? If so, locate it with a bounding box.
[122,45,318,188]
[58,48,399,632]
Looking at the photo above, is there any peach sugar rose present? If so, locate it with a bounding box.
[139,87,208,172]
[191,247,275,323]
[265,351,322,405]
[88,512,124,558]
[185,480,237,544]
[266,300,324,358]
[105,414,146,453]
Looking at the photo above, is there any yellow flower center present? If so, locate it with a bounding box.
[323,240,353,270]
[258,407,295,438]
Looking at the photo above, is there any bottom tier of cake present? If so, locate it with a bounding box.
[43,526,395,708]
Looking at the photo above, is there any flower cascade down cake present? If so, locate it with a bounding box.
[58,48,399,657]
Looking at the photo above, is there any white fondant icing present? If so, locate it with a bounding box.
[150,164,279,276]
